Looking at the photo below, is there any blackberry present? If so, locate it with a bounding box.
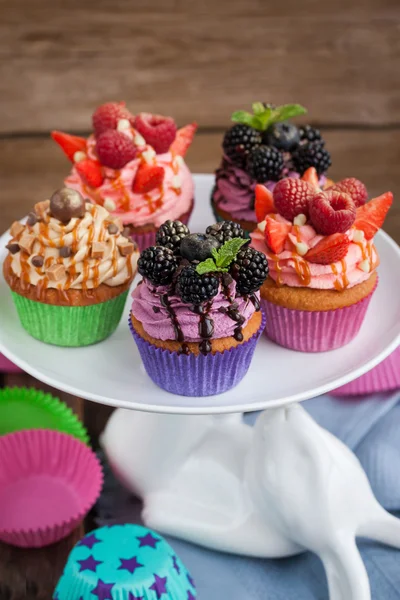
[230,247,269,295]
[138,246,178,286]
[206,221,246,244]
[180,234,220,262]
[222,124,262,167]
[156,220,189,254]
[177,266,219,305]
[292,142,332,176]
[246,145,284,182]
[299,124,324,145]
[263,122,300,152]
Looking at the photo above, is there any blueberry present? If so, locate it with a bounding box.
[180,234,220,262]
[263,122,300,152]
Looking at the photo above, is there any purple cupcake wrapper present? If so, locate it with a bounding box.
[261,287,375,352]
[129,311,266,396]
[129,206,193,252]
[332,345,400,396]
[0,354,22,373]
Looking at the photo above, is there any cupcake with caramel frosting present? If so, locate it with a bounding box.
[3,187,139,346]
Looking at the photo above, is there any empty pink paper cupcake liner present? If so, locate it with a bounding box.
[261,286,376,352]
[0,353,22,373]
[129,311,266,396]
[0,429,103,548]
[332,345,400,396]
[129,203,193,252]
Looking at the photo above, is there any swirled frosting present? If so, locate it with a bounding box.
[65,135,194,228]
[131,278,259,342]
[213,155,326,223]
[8,203,139,291]
[251,217,378,291]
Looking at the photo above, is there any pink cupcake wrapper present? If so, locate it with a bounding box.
[332,345,400,396]
[0,429,103,548]
[129,204,193,252]
[0,353,22,373]
[262,286,376,352]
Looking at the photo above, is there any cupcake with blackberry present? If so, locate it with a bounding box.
[52,101,196,251]
[212,102,332,234]
[130,220,268,396]
[250,169,392,351]
[3,188,139,346]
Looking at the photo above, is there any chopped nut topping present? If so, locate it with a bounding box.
[91,241,107,259]
[118,240,135,256]
[46,264,66,282]
[18,233,35,254]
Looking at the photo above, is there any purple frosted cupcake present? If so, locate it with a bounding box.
[212,102,331,234]
[129,220,268,396]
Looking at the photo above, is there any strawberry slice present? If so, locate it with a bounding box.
[264,216,291,254]
[255,184,275,223]
[305,233,350,265]
[51,131,87,162]
[169,123,197,157]
[75,159,104,188]
[301,167,320,190]
[133,164,165,193]
[353,192,393,240]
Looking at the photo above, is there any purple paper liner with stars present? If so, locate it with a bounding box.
[53,524,197,600]
[129,311,266,397]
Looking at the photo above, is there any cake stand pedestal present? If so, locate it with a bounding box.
[101,403,400,600]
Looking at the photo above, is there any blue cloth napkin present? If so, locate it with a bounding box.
[97,391,400,599]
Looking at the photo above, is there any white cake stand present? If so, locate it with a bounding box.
[1,175,400,600]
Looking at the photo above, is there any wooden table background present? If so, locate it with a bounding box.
[0,0,399,598]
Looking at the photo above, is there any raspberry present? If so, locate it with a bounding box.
[206,221,246,244]
[138,246,178,286]
[223,124,262,167]
[273,178,315,221]
[133,113,177,154]
[92,102,132,136]
[230,247,269,294]
[273,177,315,221]
[96,130,137,169]
[329,178,368,208]
[156,220,190,254]
[176,266,219,304]
[309,190,356,235]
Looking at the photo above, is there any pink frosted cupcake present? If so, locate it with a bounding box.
[212,102,332,234]
[251,170,393,351]
[52,102,196,251]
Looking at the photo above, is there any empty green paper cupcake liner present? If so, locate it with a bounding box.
[0,387,89,445]
[11,291,128,347]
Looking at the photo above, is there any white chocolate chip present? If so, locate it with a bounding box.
[173,155,184,167]
[117,118,131,132]
[134,133,146,146]
[103,198,116,212]
[295,242,309,256]
[293,213,307,226]
[73,151,87,163]
[171,175,181,190]
[359,259,370,273]
[353,229,365,242]
[142,148,156,164]
[257,220,267,233]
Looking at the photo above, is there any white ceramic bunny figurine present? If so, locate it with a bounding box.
[102,404,400,600]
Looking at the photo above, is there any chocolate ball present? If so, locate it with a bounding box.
[50,188,85,223]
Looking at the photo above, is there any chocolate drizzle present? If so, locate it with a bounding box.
[192,303,214,356]
[160,292,190,355]
[221,278,246,342]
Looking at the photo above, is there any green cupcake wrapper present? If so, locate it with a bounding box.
[11,291,128,347]
[0,387,89,445]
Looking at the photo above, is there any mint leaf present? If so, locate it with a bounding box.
[211,247,219,262]
[215,238,248,269]
[231,110,263,130]
[272,104,307,124]
[252,102,266,116]
[196,258,222,275]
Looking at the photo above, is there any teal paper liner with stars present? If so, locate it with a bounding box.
[53,524,197,600]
